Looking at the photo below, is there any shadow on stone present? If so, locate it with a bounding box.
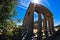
[44,28,60,40]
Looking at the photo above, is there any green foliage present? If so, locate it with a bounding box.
[0,0,17,23]
[2,20,22,40]
[0,0,22,40]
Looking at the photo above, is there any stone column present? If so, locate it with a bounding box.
[28,3,35,33]
[37,14,42,40]
[43,16,48,37]
[48,18,51,35]
[50,17,55,34]
[48,17,53,35]
[24,3,35,40]
[27,3,35,39]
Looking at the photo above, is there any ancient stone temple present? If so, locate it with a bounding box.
[22,3,55,40]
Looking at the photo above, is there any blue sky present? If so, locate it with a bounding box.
[15,0,60,26]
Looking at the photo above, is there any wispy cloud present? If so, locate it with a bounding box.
[17,5,27,9]
[17,0,50,9]
[17,0,50,25]
[17,0,30,9]
[44,0,50,6]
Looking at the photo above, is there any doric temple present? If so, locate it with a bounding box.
[22,3,55,40]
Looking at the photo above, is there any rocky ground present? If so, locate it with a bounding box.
[44,29,60,40]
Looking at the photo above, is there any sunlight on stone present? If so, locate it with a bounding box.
[31,0,41,4]
[54,28,59,31]
[33,29,38,33]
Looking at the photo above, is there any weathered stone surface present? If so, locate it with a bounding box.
[22,3,54,40]
[44,29,60,40]
[43,16,48,37]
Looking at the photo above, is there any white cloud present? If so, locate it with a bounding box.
[17,5,27,9]
[17,22,23,25]
[18,0,30,9]
[18,0,50,9]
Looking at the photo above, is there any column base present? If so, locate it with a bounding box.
[52,29,55,34]
[24,31,34,40]
[45,31,48,37]
[37,32,42,40]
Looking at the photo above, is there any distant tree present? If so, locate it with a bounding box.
[0,0,17,24]
[0,0,23,40]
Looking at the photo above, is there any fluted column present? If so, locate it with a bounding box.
[27,3,35,32]
[43,16,48,37]
[23,3,35,40]
[50,17,55,34]
[37,14,42,40]
[38,14,42,33]
[48,17,53,35]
